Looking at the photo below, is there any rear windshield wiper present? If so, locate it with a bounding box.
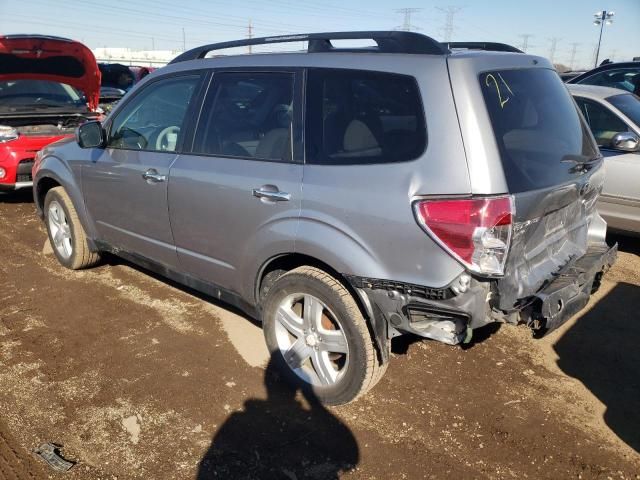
[561,155,602,173]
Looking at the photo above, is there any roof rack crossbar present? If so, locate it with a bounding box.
[169,31,449,64]
[444,42,523,53]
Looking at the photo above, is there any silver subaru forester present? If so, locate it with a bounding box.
[33,32,617,405]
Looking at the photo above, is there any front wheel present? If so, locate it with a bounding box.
[44,187,101,270]
[262,266,387,405]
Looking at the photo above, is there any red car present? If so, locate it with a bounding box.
[0,35,100,191]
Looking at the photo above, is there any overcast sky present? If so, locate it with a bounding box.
[1,0,638,69]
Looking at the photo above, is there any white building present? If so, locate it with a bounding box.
[91,47,181,66]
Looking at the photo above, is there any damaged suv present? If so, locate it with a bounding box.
[33,32,616,405]
[0,35,100,191]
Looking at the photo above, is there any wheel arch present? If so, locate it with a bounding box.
[255,252,390,364]
[34,161,98,247]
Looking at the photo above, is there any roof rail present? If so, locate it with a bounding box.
[169,31,449,64]
[444,42,523,53]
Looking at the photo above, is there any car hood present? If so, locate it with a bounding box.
[0,35,101,111]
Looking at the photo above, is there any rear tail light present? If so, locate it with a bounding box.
[414,196,514,276]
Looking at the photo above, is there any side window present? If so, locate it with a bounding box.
[108,75,200,152]
[574,97,630,148]
[306,68,426,165]
[193,72,294,161]
[579,68,640,93]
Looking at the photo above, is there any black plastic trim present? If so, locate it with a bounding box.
[170,31,449,64]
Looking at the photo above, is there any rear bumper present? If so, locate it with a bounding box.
[525,243,617,337]
[348,243,616,349]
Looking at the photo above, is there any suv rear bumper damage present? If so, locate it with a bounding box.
[348,243,617,349]
[522,243,617,337]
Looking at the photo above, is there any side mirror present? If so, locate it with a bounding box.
[611,132,640,152]
[76,121,105,149]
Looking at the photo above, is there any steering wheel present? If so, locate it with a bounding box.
[155,125,181,151]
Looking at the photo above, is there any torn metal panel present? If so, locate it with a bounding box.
[33,442,75,472]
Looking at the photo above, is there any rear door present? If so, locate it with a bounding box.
[83,73,202,268]
[168,70,303,300]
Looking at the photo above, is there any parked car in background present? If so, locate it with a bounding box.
[559,70,586,82]
[129,66,155,82]
[33,31,616,404]
[567,61,640,95]
[568,84,640,234]
[0,35,101,191]
[98,64,157,112]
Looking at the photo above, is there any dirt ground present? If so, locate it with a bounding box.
[0,189,639,480]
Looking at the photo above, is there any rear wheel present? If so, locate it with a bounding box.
[44,187,100,270]
[262,266,386,405]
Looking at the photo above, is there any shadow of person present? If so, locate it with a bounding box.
[196,358,359,480]
[554,282,640,453]
[0,189,34,204]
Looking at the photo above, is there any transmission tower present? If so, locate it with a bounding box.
[395,8,422,32]
[436,6,463,42]
[548,37,561,63]
[518,34,533,53]
[247,19,253,54]
[568,42,580,70]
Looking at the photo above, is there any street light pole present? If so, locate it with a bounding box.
[593,10,614,68]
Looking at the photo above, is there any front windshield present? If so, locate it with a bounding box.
[0,80,85,110]
[608,93,640,127]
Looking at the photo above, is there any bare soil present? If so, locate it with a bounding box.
[1,190,639,479]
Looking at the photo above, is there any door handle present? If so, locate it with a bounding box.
[142,169,166,183]
[252,188,291,202]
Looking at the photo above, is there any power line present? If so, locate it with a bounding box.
[436,6,463,42]
[395,8,422,32]
[518,34,533,53]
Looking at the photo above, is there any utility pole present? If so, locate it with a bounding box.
[436,6,463,42]
[247,19,253,54]
[568,42,580,70]
[151,37,155,51]
[593,10,614,67]
[518,34,533,53]
[395,8,422,32]
[548,37,560,63]
[182,27,186,52]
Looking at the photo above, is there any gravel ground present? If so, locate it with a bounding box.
[0,190,639,479]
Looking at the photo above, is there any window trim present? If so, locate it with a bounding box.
[303,67,428,166]
[104,70,207,154]
[182,67,304,165]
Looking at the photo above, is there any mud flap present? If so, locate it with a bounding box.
[529,243,617,337]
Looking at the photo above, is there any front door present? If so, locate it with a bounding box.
[83,74,202,268]
[168,70,303,300]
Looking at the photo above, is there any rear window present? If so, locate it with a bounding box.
[480,69,599,193]
[306,68,426,165]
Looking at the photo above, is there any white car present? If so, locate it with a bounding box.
[568,84,640,234]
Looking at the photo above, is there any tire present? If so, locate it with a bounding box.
[262,266,387,405]
[44,187,100,270]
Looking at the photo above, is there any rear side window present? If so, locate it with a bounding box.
[480,69,599,193]
[306,69,426,165]
[193,72,294,161]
